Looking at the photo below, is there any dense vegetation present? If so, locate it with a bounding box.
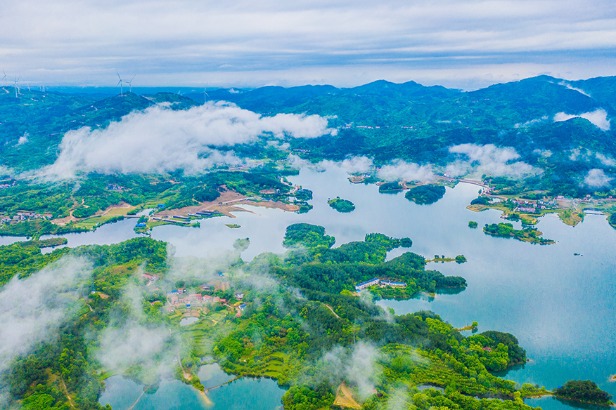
[378,181,403,193]
[483,223,555,245]
[405,185,446,205]
[327,197,356,213]
[0,241,70,287]
[283,223,337,249]
[553,380,612,406]
[1,237,168,409]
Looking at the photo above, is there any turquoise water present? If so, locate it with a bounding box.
[99,367,285,410]
[31,165,615,409]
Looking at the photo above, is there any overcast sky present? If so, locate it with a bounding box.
[1,0,615,89]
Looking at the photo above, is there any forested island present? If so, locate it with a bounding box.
[483,223,555,245]
[405,185,446,205]
[553,380,613,407]
[327,197,356,213]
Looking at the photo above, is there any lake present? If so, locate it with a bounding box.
[27,164,616,409]
[99,368,285,410]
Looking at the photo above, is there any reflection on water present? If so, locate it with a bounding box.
[99,368,285,409]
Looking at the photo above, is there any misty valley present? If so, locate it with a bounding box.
[0,78,616,410]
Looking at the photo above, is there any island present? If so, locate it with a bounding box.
[405,184,446,205]
[483,223,555,245]
[327,197,356,213]
[378,181,403,193]
[554,380,613,407]
[427,254,467,264]
[468,221,479,229]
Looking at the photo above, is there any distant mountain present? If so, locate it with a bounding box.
[1,76,614,195]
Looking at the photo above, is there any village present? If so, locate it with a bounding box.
[141,272,249,320]
[1,211,52,225]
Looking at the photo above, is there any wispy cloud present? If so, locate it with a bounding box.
[377,160,435,182]
[319,342,382,401]
[16,133,28,145]
[448,143,539,178]
[96,279,181,381]
[554,108,611,131]
[0,257,91,374]
[584,168,612,188]
[558,81,591,97]
[41,102,334,179]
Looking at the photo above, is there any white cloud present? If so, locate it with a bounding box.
[0,165,14,176]
[449,143,539,178]
[339,156,374,174]
[595,153,616,167]
[558,81,591,97]
[1,1,616,89]
[514,116,548,129]
[315,156,375,175]
[17,132,28,145]
[584,168,612,188]
[41,102,334,179]
[569,149,616,166]
[554,109,611,131]
[377,160,435,182]
[0,257,91,375]
[96,277,182,381]
[320,342,382,401]
[97,321,179,380]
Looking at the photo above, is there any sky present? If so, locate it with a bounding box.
[1,0,615,90]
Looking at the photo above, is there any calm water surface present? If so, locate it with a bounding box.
[99,365,285,410]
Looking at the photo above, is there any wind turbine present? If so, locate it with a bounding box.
[13,76,20,98]
[126,75,135,93]
[116,72,124,95]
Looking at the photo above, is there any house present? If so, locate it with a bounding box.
[380,280,407,288]
[355,278,380,291]
[235,292,244,300]
[142,273,158,284]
